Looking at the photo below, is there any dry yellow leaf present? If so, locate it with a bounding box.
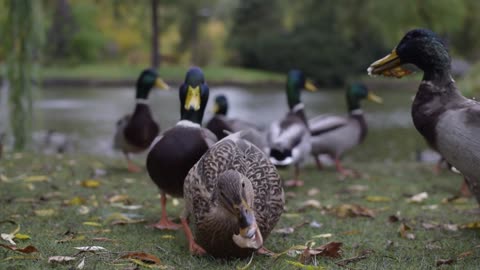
[67,196,87,206]
[83,222,102,227]
[34,209,56,217]
[81,179,101,188]
[14,233,30,240]
[24,175,49,182]
[365,196,391,202]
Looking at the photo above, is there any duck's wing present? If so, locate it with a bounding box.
[309,114,349,136]
[201,127,219,147]
[227,118,262,132]
[228,133,284,238]
[113,114,131,150]
[268,113,308,150]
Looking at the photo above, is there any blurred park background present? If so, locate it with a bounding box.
[1,0,480,154]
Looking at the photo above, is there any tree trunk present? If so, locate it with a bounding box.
[151,0,160,68]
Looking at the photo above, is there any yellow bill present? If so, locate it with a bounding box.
[155,78,169,90]
[184,86,201,111]
[367,48,412,78]
[367,92,383,104]
[212,102,219,114]
[304,79,318,92]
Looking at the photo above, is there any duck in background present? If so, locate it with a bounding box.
[113,68,169,173]
[309,83,382,177]
[206,94,268,152]
[267,69,317,187]
[182,131,284,257]
[368,28,480,204]
[146,67,217,230]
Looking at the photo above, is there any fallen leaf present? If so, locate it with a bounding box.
[110,203,143,210]
[0,174,10,182]
[120,252,161,264]
[78,206,90,215]
[421,204,438,210]
[436,258,455,267]
[346,185,369,193]
[67,196,87,206]
[283,213,301,219]
[422,222,437,230]
[48,256,77,263]
[0,220,20,245]
[442,224,458,231]
[81,179,101,188]
[285,191,297,199]
[161,235,175,240]
[77,257,85,269]
[106,212,145,225]
[398,223,415,240]
[285,260,326,269]
[307,188,320,196]
[312,233,332,239]
[310,221,322,228]
[274,227,295,234]
[365,196,391,202]
[299,241,342,265]
[461,221,480,229]
[34,209,56,217]
[74,246,107,252]
[14,233,31,240]
[458,251,473,259]
[388,215,400,223]
[407,192,428,203]
[0,244,38,253]
[335,250,374,266]
[426,242,442,250]
[91,237,118,242]
[24,175,49,182]
[298,199,322,211]
[83,221,102,227]
[236,253,254,270]
[333,204,375,218]
[108,194,130,203]
[341,230,360,236]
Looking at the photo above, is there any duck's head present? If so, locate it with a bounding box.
[368,29,450,80]
[179,67,209,124]
[135,68,169,99]
[213,95,228,116]
[216,170,263,250]
[286,69,317,109]
[346,83,383,111]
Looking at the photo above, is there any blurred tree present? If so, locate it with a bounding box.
[151,0,160,68]
[3,0,44,150]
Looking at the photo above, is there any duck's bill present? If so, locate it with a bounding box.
[155,78,170,90]
[304,79,318,92]
[367,49,412,78]
[212,103,219,114]
[367,92,383,104]
[233,224,263,250]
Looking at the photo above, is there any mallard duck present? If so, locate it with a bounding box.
[267,69,317,186]
[206,94,268,152]
[181,131,284,257]
[114,68,169,172]
[146,67,217,230]
[309,83,382,176]
[368,28,480,204]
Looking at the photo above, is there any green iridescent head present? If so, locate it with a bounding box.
[346,83,383,111]
[179,67,209,124]
[213,95,228,115]
[285,70,317,109]
[135,68,169,99]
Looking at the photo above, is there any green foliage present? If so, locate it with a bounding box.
[3,0,45,150]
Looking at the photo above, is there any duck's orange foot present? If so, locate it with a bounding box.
[148,219,181,230]
[127,162,142,173]
[256,246,275,256]
[190,241,207,256]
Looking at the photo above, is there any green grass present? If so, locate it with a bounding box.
[40,64,284,84]
[0,152,479,269]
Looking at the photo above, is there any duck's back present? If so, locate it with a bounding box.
[147,124,209,197]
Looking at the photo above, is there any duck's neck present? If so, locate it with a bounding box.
[287,87,301,110]
[181,109,204,125]
[422,67,454,88]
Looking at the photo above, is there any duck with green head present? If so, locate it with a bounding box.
[113,68,169,172]
[309,83,382,177]
[368,28,480,204]
[206,94,268,152]
[146,67,217,230]
[267,69,317,187]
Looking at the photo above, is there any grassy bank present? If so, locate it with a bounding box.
[40,64,284,84]
[0,152,479,269]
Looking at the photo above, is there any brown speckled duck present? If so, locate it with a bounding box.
[113,68,169,172]
[181,131,284,257]
[368,28,480,204]
[146,67,217,230]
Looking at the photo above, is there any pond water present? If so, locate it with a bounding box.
[32,85,429,163]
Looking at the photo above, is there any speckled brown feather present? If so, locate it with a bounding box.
[183,133,284,258]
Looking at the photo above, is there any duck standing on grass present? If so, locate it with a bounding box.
[309,83,382,177]
[113,69,169,173]
[146,67,217,230]
[368,28,480,204]
[181,131,284,257]
[267,70,317,187]
[206,94,268,152]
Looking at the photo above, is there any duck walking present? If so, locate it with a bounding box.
[368,28,480,203]
[309,83,382,176]
[114,69,169,172]
[146,67,217,229]
[182,131,284,257]
[268,70,317,186]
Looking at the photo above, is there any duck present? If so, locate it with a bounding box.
[309,83,382,176]
[368,28,480,204]
[146,67,217,230]
[181,131,284,257]
[206,94,268,152]
[267,69,317,187]
[113,68,169,172]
